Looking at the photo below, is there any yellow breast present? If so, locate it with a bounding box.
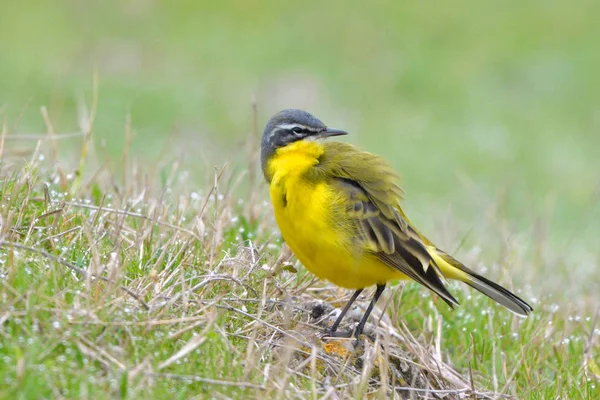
[266,141,405,289]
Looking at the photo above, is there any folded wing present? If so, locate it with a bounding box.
[319,142,459,307]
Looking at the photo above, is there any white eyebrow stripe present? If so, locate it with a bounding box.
[277,123,317,131]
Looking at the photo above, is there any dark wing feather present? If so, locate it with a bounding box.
[319,142,459,307]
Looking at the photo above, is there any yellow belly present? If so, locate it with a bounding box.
[270,177,406,289]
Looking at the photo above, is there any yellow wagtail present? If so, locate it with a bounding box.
[261,109,532,337]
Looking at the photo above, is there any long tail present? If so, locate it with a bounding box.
[428,247,533,317]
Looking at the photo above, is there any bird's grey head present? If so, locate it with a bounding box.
[260,109,347,180]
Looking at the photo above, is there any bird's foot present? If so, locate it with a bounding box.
[321,328,354,339]
[321,326,373,342]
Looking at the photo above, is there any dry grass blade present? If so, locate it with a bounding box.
[77,336,127,370]
[148,373,265,390]
[68,316,207,327]
[0,119,6,160]
[157,311,216,370]
[62,201,202,242]
[1,132,85,141]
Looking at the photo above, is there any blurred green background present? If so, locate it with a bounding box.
[1,0,598,293]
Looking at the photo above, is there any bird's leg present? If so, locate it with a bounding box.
[324,288,363,336]
[353,284,386,338]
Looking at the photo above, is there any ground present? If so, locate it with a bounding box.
[0,117,598,398]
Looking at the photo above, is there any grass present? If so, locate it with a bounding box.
[1,1,599,398]
[0,108,598,399]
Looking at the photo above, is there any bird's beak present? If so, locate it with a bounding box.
[318,128,348,138]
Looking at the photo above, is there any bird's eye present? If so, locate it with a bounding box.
[291,127,304,136]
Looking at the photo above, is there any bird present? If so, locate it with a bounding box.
[261,109,532,338]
